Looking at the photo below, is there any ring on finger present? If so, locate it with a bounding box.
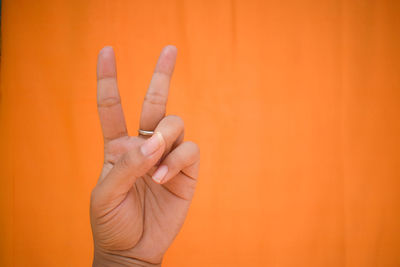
[138,129,155,136]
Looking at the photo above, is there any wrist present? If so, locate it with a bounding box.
[93,249,162,267]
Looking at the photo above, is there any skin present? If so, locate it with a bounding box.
[90,45,200,267]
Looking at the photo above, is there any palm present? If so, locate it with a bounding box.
[100,137,195,260]
[90,46,199,266]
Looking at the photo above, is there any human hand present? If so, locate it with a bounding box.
[90,46,199,267]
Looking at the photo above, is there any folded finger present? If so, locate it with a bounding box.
[153,115,184,155]
[151,141,200,184]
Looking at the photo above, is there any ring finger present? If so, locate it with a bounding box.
[153,115,184,157]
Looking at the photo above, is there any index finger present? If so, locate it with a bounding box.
[139,45,177,132]
[97,46,128,143]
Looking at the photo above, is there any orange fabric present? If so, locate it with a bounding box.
[1,1,400,266]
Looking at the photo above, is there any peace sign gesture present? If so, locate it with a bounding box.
[90,46,200,267]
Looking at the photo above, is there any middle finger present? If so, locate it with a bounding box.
[139,45,177,131]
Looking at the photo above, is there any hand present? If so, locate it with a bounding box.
[90,46,200,267]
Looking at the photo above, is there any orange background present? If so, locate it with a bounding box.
[1,0,400,266]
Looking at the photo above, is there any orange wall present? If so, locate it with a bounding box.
[1,0,400,266]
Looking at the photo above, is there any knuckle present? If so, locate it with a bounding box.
[119,152,134,169]
[117,150,147,176]
[167,160,178,172]
[185,141,200,155]
[165,114,184,128]
[144,90,167,106]
[97,96,121,108]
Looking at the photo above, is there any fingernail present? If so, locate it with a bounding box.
[140,132,164,157]
[152,165,168,183]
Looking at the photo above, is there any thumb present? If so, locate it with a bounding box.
[94,132,165,204]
